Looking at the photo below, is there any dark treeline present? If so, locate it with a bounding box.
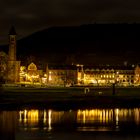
[1,23,140,66]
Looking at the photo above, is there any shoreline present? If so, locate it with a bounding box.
[1,86,140,110]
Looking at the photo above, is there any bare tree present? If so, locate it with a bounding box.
[0,52,8,83]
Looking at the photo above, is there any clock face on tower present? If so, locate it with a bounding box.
[10,37,15,45]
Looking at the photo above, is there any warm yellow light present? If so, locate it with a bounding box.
[28,110,39,123]
[115,108,119,126]
[24,110,27,123]
[77,109,114,124]
[43,110,47,124]
[49,71,52,81]
[19,111,23,122]
[48,110,52,131]
[49,75,52,81]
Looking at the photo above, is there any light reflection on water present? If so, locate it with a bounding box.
[76,108,140,131]
[1,108,140,139]
[17,108,140,131]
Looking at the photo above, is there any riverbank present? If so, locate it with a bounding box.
[1,86,140,110]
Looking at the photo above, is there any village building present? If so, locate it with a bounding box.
[81,65,135,86]
[0,27,140,87]
[47,64,77,86]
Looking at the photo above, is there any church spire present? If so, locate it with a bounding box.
[8,26,17,61]
[9,26,17,35]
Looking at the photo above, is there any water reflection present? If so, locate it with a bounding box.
[17,108,140,132]
[0,108,140,139]
[18,109,70,131]
[0,111,17,140]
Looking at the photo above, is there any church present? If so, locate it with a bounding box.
[0,26,20,83]
[0,27,77,86]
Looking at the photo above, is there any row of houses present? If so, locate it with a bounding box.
[19,62,140,86]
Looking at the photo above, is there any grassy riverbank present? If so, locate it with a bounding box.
[1,86,140,109]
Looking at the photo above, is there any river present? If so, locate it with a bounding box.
[1,108,140,140]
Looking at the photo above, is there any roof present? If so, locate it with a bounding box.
[48,64,77,70]
[83,65,135,71]
[47,64,135,71]
[9,26,16,35]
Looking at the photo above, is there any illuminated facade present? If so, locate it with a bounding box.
[134,64,140,85]
[77,65,135,86]
[20,62,45,84]
[18,63,137,86]
[47,65,77,86]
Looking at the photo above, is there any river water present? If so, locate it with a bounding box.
[1,108,140,140]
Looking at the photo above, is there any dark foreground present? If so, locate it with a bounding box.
[14,131,140,140]
[1,86,140,110]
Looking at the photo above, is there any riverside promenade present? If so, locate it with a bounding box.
[1,86,140,109]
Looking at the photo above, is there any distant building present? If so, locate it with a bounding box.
[7,26,20,83]
[20,62,44,84]
[134,64,140,85]
[18,63,137,86]
[77,65,135,86]
[47,64,77,86]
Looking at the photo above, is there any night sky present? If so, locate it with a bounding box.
[1,0,140,45]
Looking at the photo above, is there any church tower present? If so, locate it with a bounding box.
[7,26,20,83]
[9,26,16,61]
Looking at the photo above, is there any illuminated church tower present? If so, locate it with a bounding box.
[9,26,16,61]
[7,26,20,83]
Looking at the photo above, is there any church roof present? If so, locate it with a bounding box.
[9,26,16,35]
[28,62,37,70]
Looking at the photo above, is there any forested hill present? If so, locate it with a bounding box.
[1,24,140,65]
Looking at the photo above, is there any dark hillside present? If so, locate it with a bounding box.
[1,24,140,65]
